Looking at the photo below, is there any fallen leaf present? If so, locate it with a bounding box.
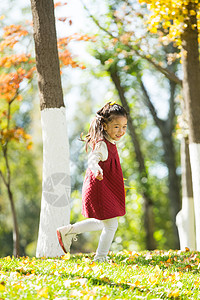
[37,287,49,298]
[168,288,179,298]
[149,275,158,284]
[61,253,70,260]
[131,280,140,287]
[100,296,110,300]
[0,284,5,291]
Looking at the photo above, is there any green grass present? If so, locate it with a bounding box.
[0,249,200,299]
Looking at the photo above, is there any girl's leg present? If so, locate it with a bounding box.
[57,218,118,258]
[57,218,103,254]
[94,218,118,261]
[70,218,104,234]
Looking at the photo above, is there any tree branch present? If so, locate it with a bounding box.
[134,49,182,86]
[0,169,8,187]
[140,79,165,131]
[80,0,116,38]
[167,80,176,132]
[81,1,182,86]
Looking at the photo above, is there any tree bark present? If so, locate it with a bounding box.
[8,186,20,256]
[1,133,20,256]
[162,131,181,248]
[181,2,200,250]
[30,0,64,110]
[176,137,196,250]
[110,71,156,250]
[30,0,70,257]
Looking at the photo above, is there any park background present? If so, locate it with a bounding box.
[0,0,199,257]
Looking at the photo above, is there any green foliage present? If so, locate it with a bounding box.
[0,250,200,299]
[0,140,41,256]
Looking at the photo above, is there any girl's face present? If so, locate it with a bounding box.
[103,116,127,141]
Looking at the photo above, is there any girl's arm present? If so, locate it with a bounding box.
[88,141,108,180]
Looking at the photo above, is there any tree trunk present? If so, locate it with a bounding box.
[30,0,70,257]
[30,0,63,110]
[1,143,20,256]
[110,71,156,250]
[176,137,196,250]
[162,131,181,249]
[8,186,20,256]
[181,2,200,250]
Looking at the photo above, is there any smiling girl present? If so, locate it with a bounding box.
[57,102,128,262]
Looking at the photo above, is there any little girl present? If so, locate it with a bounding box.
[57,102,128,262]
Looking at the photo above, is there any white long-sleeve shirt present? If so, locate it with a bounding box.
[88,136,116,177]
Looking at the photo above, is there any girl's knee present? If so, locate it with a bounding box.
[104,218,118,231]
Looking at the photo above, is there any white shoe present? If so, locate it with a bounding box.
[57,224,77,253]
[93,256,108,263]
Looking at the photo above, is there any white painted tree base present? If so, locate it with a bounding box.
[176,197,196,250]
[36,107,70,257]
[189,143,200,250]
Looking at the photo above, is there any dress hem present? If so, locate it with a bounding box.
[81,211,126,220]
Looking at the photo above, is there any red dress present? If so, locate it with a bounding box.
[82,139,126,220]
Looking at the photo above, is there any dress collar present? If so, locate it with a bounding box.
[104,134,116,144]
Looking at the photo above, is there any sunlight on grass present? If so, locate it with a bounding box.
[0,249,200,299]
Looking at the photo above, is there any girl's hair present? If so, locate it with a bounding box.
[84,102,128,151]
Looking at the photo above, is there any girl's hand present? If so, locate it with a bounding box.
[96,170,103,181]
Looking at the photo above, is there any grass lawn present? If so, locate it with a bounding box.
[0,249,200,299]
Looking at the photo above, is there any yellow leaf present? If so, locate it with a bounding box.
[0,284,5,291]
[24,133,32,140]
[61,252,70,260]
[149,275,158,284]
[16,95,23,101]
[150,27,157,34]
[37,287,49,298]
[190,10,196,16]
[169,288,180,298]
[4,256,11,261]
[83,295,95,300]
[101,296,110,300]
[134,280,140,286]
[123,249,131,255]
[84,266,92,275]
[89,262,96,267]
[105,58,114,65]
[27,142,33,150]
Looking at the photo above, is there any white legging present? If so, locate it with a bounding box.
[71,218,118,258]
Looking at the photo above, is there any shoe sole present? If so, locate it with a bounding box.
[57,230,67,254]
